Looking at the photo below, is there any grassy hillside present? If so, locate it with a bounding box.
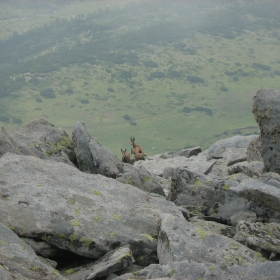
[1,0,280,157]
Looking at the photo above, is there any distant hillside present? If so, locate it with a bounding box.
[0,0,279,155]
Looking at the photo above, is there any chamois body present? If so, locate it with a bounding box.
[130,137,144,154]
[121,149,130,163]
[131,148,146,161]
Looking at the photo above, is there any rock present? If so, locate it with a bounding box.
[205,135,259,160]
[173,146,202,158]
[0,153,182,265]
[0,222,65,280]
[113,260,280,280]
[0,126,21,157]
[133,153,216,177]
[72,121,123,178]
[230,179,280,212]
[116,163,166,196]
[67,245,134,280]
[157,213,263,266]
[259,172,280,189]
[228,161,264,179]
[12,118,75,165]
[252,88,280,173]
[21,237,61,258]
[247,135,263,162]
[234,221,280,255]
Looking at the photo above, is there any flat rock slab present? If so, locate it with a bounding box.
[113,260,280,280]
[230,179,280,212]
[0,153,182,265]
[0,222,65,280]
[68,245,134,280]
[133,155,216,177]
[157,213,263,266]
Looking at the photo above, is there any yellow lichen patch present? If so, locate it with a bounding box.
[194,228,207,240]
[141,233,155,242]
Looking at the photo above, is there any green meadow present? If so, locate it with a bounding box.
[1,1,280,157]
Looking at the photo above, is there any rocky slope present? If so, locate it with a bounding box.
[0,88,280,279]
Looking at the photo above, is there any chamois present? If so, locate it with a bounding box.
[130,137,144,154]
[121,149,130,163]
[131,148,146,161]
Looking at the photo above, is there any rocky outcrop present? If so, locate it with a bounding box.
[0,152,181,266]
[1,89,280,280]
[72,121,123,178]
[252,88,280,173]
[0,222,65,280]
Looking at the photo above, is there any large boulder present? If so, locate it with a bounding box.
[204,135,258,160]
[133,153,216,177]
[116,163,166,196]
[157,214,263,266]
[72,121,123,178]
[12,118,75,165]
[0,127,22,157]
[0,153,182,265]
[247,135,263,162]
[252,88,280,173]
[0,222,65,280]
[113,260,280,280]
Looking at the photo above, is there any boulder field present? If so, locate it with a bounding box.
[0,88,280,279]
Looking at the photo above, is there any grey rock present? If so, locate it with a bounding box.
[173,146,202,158]
[205,135,259,160]
[0,153,182,265]
[0,126,21,157]
[247,135,263,162]
[134,154,215,177]
[252,88,280,173]
[230,179,280,212]
[157,213,262,266]
[234,221,280,254]
[0,222,65,280]
[116,164,166,196]
[21,237,61,258]
[72,121,123,178]
[259,172,280,189]
[228,161,264,179]
[113,260,280,280]
[68,245,134,280]
[12,118,74,165]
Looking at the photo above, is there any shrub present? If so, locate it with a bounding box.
[274,70,280,75]
[182,107,192,113]
[185,48,196,55]
[12,117,22,124]
[123,115,131,121]
[107,87,114,92]
[130,121,137,126]
[220,86,228,92]
[40,88,56,98]
[0,116,9,122]
[29,77,39,85]
[143,60,158,68]
[149,71,165,79]
[252,63,271,71]
[36,97,42,102]
[187,76,204,83]
[80,99,89,104]
[65,88,74,94]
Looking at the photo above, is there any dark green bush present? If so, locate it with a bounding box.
[130,121,137,126]
[29,77,40,85]
[149,71,165,79]
[220,86,228,92]
[12,117,22,124]
[36,97,42,102]
[187,76,204,83]
[65,88,74,94]
[274,70,280,75]
[107,87,114,92]
[80,99,89,104]
[143,60,158,68]
[252,63,271,71]
[0,116,9,122]
[40,88,56,98]
[182,107,192,113]
[123,115,131,121]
